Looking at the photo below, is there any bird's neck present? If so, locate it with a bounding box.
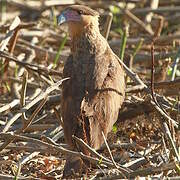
[70,22,100,54]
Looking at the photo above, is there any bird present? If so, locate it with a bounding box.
[58,5,125,178]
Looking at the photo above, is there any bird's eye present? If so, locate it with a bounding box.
[78,10,83,14]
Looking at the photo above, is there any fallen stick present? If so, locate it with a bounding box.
[2,78,69,133]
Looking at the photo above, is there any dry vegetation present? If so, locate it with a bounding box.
[0,0,180,179]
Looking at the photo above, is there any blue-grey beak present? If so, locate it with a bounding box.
[57,13,67,25]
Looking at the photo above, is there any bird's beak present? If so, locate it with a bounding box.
[58,10,81,25]
[57,12,67,25]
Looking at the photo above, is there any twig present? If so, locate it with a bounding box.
[40,135,62,146]
[99,141,153,151]
[39,74,54,86]
[0,97,48,152]
[163,122,180,161]
[109,34,180,47]
[151,101,180,161]
[0,99,19,113]
[101,131,118,169]
[161,134,169,161]
[7,0,75,10]
[145,0,159,24]
[132,6,180,15]
[0,16,21,51]
[19,151,40,165]
[150,43,158,109]
[20,70,28,123]
[72,136,111,164]
[133,51,175,65]
[0,173,37,180]
[0,133,65,148]
[0,22,37,33]
[2,76,41,88]
[19,97,48,133]
[18,39,68,63]
[2,78,69,133]
[151,100,178,127]
[15,124,55,132]
[0,94,62,114]
[112,2,154,35]
[44,0,75,7]
[4,26,20,73]
[103,12,113,40]
[114,43,180,164]
[16,152,40,179]
[171,48,180,81]
[0,133,120,168]
[101,132,128,179]
[114,54,178,128]
[8,26,21,53]
[53,107,64,128]
[0,50,63,77]
[126,79,180,93]
[154,15,164,38]
[73,135,131,174]
[150,39,180,162]
[126,84,146,93]
[100,161,177,179]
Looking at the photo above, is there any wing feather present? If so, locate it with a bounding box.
[62,35,125,150]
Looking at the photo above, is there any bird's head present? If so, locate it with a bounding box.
[57,5,99,38]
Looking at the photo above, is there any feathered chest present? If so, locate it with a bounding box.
[66,33,110,99]
[71,52,96,97]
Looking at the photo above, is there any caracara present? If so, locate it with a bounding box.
[58,5,125,177]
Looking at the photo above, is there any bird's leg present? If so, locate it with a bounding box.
[63,116,91,178]
[74,115,91,168]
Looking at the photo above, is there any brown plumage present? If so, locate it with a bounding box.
[58,5,125,177]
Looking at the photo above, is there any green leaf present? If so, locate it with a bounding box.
[109,5,120,14]
[5,82,10,92]
[132,38,144,58]
[15,65,18,77]
[0,59,5,76]
[112,125,118,134]
[51,6,57,28]
[119,31,127,61]
[175,162,180,175]
[98,157,103,165]
[115,28,123,36]
[167,67,172,76]
[1,0,6,22]
[53,33,67,68]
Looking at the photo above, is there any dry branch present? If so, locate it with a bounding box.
[0,133,120,168]
[100,161,178,179]
[126,79,180,93]
[0,50,63,77]
[2,78,69,133]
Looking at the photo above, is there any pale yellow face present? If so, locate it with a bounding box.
[58,8,99,38]
[68,14,99,38]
